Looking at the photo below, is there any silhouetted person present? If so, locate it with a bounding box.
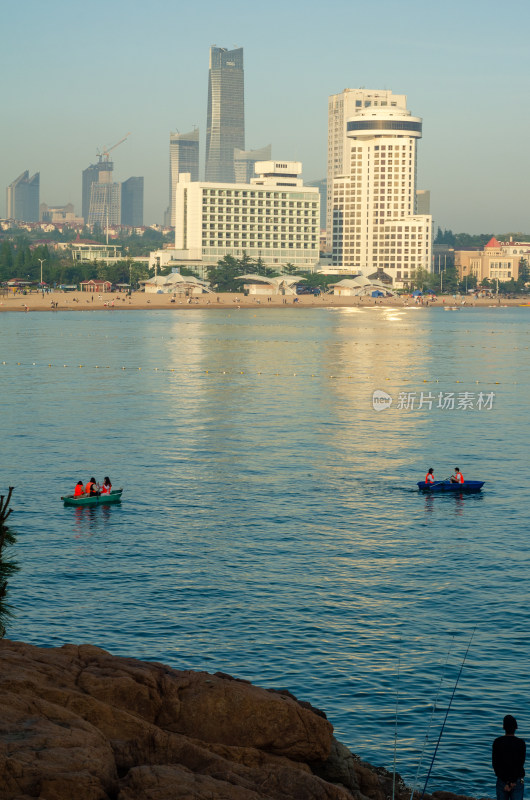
[493,715,526,800]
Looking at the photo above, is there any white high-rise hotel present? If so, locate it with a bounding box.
[328,89,432,286]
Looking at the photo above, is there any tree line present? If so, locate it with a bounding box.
[0,239,150,287]
[205,254,339,293]
[435,228,530,249]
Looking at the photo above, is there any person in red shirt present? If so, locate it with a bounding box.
[425,468,435,484]
[100,477,112,495]
[73,481,85,497]
[85,478,98,496]
[451,468,464,484]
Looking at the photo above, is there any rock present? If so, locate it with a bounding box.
[0,640,478,800]
[0,640,349,799]
[312,737,361,792]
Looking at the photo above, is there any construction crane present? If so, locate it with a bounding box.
[97,132,131,163]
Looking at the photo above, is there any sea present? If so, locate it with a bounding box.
[2,305,530,798]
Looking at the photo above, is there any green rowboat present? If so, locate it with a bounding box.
[62,489,123,507]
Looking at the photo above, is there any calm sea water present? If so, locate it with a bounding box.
[2,306,530,797]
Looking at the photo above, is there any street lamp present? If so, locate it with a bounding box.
[38,258,46,286]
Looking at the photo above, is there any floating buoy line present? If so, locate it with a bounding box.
[0,360,514,385]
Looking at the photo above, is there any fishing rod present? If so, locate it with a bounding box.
[392,640,402,800]
[418,628,476,800]
[410,636,455,800]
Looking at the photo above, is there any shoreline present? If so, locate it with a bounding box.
[1,291,529,313]
[1,638,472,800]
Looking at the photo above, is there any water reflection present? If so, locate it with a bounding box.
[72,504,115,537]
[422,490,485,516]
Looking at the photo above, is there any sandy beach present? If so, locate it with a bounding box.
[1,290,529,312]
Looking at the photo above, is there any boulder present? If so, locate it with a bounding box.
[0,640,348,799]
[0,640,479,800]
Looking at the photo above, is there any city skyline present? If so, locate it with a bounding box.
[2,0,529,232]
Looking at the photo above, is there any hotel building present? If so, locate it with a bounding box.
[327,89,407,248]
[162,161,319,276]
[331,104,432,286]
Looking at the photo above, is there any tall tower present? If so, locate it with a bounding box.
[205,46,244,183]
[82,162,106,223]
[331,104,432,286]
[6,171,40,221]
[327,89,407,248]
[87,161,121,228]
[121,177,144,227]
[167,129,199,226]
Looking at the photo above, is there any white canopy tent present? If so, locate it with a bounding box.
[329,277,397,297]
[240,274,306,296]
[142,273,211,295]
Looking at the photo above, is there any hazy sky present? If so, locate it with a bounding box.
[3,0,530,232]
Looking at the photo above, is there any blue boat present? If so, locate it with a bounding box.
[417,480,484,493]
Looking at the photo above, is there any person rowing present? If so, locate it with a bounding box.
[450,467,464,484]
[85,477,99,496]
[425,468,435,484]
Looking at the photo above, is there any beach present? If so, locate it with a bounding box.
[1,289,528,311]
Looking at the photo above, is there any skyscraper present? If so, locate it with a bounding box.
[166,129,199,226]
[87,161,121,228]
[327,89,407,248]
[82,162,106,224]
[83,134,130,224]
[234,145,271,183]
[6,171,40,221]
[121,177,144,227]
[205,46,244,183]
[331,102,432,287]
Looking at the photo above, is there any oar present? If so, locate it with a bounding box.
[430,476,451,488]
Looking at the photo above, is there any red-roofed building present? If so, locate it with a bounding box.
[456,239,530,284]
[484,236,501,249]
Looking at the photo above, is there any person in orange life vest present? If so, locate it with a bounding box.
[451,467,464,484]
[85,478,98,496]
[425,468,435,484]
[74,481,85,497]
[100,477,112,495]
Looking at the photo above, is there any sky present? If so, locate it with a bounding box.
[3,0,530,232]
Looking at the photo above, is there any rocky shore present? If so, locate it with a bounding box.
[0,640,476,800]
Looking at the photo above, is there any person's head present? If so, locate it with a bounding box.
[104,477,110,484]
[90,477,96,483]
[503,715,518,734]
[428,468,434,474]
[454,467,460,472]
[77,481,83,486]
